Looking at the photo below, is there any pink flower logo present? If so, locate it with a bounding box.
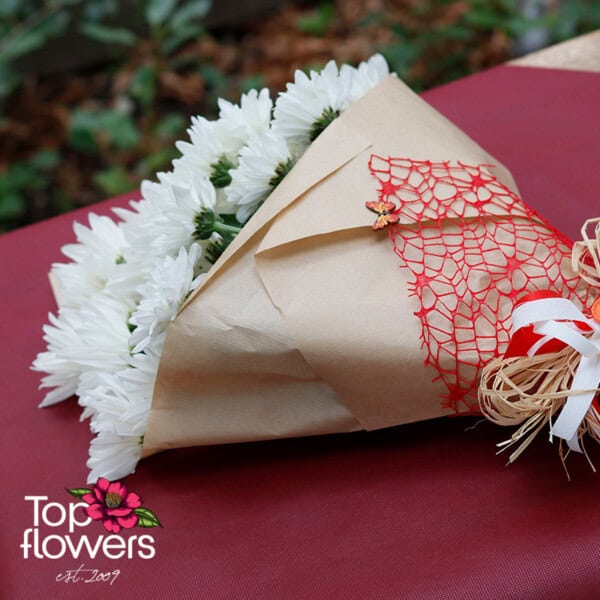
[67,478,161,533]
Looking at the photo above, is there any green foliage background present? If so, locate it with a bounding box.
[0,0,598,233]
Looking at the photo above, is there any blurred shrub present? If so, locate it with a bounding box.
[0,0,599,233]
[0,0,71,98]
[0,0,211,98]
[544,0,600,41]
[0,0,211,231]
[296,2,336,36]
[0,150,61,230]
[371,0,600,90]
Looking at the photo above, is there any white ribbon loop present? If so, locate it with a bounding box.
[510,297,600,452]
[511,297,590,334]
[533,321,598,357]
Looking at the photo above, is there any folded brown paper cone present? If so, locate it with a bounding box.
[142,75,553,458]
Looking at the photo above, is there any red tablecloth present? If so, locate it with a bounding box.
[2,65,599,599]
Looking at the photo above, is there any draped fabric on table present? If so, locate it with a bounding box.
[2,65,599,599]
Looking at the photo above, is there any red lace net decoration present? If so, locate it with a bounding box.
[368,156,592,415]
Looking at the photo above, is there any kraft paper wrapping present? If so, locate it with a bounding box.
[141,75,535,457]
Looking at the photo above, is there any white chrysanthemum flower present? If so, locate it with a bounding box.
[128,244,204,353]
[87,430,143,483]
[116,175,215,265]
[84,338,165,482]
[33,309,84,406]
[172,89,272,207]
[119,334,164,401]
[112,192,159,241]
[82,374,147,435]
[110,195,154,268]
[226,129,294,223]
[75,293,133,370]
[175,88,272,178]
[349,53,390,103]
[80,334,163,423]
[107,183,180,300]
[218,87,273,137]
[172,117,240,181]
[51,213,128,309]
[154,175,218,260]
[160,168,232,218]
[272,60,355,155]
[95,203,150,304]
[116,180,176,262]
[102,260,148,305]
[33,294,132,406]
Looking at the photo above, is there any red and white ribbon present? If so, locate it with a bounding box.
[511,296,600,452]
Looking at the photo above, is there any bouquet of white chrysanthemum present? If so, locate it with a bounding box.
[33,55,391,483]
[39,52,594,482]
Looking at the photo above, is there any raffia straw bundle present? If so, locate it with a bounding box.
[479,219,600,470]
[572,217,600,288]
